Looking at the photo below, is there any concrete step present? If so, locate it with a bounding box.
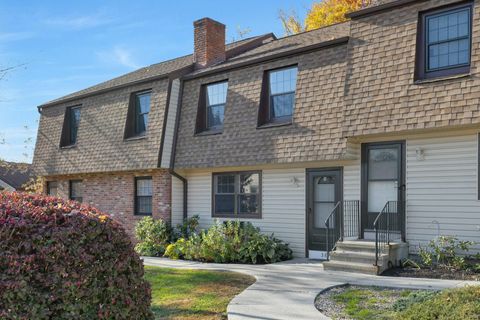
[329,251,383,265]
[335,241,377,253]
[323,260,379,275]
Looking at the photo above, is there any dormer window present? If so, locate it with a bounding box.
[416,2,472,80]
[195,80,228,134]
[258,66,298,126]
[60,106,81,147]
[124,90,151,139]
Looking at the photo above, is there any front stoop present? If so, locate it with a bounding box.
[323,240,408,275]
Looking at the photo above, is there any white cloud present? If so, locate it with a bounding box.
[44,12,114,30]
[96,46,140,69]
[0,32,35,42]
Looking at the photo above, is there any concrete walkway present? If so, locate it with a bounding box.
[143,257,478,320]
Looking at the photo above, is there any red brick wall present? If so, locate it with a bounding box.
[44,169,172,238]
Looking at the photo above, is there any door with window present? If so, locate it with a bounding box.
[307,169,342,258]
[362,142,405,238]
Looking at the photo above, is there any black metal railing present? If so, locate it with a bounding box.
[325,200,360,259]
[373,201,405,266]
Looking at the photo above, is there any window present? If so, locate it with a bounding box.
[417,3,472,80]
[135,177,153,215]
[124,91,151,138]
[47,181,58,196]
[258,66,298,126]
[195,81,228,133]
[60,106,81,147]
[69,180,83,202]
[212,171,261,218]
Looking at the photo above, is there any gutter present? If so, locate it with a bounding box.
[347,0,428,19]
[168,169,188,220]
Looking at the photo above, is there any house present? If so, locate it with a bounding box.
[0,162,33,191]
[33,0,480,274]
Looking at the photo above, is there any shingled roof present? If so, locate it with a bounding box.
[0,162,33,190]
[39,34,275,108]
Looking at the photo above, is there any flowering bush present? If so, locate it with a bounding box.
[134,216,172,256]
[0,192,153,320]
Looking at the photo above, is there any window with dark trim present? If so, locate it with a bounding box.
[60,106,81,147]
[212,171,261,218]
[416,2,473,80]
[258,66,298,126]
[135,177,153,215]
[124,90,151,138]
[195,80,228,133]
[69,180,83,202]
[47,181,58,196]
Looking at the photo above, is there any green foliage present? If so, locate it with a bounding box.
[165,220,292,264]
[135,216,172,257]
[397,286,480,320]
[418,235,476,270]
[392,290,438,312]
[0,192,153,320]
[174,215,200,239]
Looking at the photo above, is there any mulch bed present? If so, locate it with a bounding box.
[382,267,480,281]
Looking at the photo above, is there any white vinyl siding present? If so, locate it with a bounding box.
[406,134,480,253]
[0,179,15,191]
[160,79,180,168]
[187,169,306,257]
[171,175,184,227]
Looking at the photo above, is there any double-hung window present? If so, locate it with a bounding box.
[60,106,81,147]
[195,81,228,133]
[69,180,83,202]
[206,81,228,130]
[417,3,472,79]
[212,171,261,218]
[47,181,58,196]
[135,177,153,215]
[134,91,151,136]
[268,66,298,123]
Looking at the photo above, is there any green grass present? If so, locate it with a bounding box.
[331,287,400,320]
[144,266,255,320]
[326,285,480,320]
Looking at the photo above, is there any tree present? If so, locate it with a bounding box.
[279,0,373,35]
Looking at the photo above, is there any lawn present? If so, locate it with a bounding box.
[144,266,255,320]
[315,285,480,320]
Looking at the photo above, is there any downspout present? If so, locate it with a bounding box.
[168,77,188,220]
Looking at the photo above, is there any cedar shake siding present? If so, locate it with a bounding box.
[344,0,480,139]
[174,24,352,169]
[34,79,169,176]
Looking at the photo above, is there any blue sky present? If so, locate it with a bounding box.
[0,0,310,163]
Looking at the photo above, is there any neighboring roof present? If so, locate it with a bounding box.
[0,162,33,190]
[186,21,351,79]
[39,34,275,108]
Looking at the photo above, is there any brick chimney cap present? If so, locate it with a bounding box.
[193,17,226,27]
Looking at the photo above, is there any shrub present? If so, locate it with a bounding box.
[0,192,153,320]
[135,216,172,257]
[397,286,480,320]
[174,215,199,239]
[418,235,476,270]
[393,290,438,312]
[165,220,293,264]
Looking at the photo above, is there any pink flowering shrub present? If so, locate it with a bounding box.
[0,192,153,320]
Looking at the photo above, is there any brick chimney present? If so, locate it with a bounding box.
[194,18,226,69]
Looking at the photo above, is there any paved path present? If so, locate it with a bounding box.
[143,257,478,320]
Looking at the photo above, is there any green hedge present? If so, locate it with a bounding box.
[0,192,153,320]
